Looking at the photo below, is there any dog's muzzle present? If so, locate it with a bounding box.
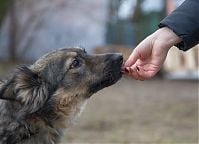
[89,53,123,94]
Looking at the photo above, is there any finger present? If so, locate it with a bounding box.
[124,48,140,68]
[121,67,128,74]
[121,61,127,74]
[125,66,144,80]
[124,67,137,79]
[136,66,157,80]
[133,66,146,81]
[128,67,139,80]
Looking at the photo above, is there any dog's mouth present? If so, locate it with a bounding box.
[89,71,122,94]
[102,71,122,86]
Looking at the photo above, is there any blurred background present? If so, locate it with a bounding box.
[0,0,198,143]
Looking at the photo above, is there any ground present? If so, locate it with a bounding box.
[0,62,198,144]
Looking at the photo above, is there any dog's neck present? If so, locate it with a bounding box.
[26,99,88,143]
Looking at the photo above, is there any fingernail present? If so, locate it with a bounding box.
[125,67,129,73]
[136,66,140,71]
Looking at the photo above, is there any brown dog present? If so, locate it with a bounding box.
[0,47,123,144]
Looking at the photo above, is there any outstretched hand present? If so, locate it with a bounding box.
[123,27,182,80]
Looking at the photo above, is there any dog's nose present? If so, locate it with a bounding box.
[112,53,123,64]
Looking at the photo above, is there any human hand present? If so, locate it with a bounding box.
[123,27,182,80]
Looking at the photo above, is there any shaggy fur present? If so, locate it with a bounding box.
[0,47,123,144]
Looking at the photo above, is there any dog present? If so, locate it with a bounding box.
[0,47,123,144]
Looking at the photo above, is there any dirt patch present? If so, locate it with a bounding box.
[63,77,198,144]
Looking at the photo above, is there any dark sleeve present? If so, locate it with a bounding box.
[159,0,199,51]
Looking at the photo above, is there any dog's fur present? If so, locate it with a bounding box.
[0,47,123,144]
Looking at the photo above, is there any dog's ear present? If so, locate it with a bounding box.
[14,65,49,113]
[0,78,16,101]
[0,80,4,92]
[0,80,5,98]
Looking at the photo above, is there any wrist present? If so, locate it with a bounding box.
[154,27,182,51]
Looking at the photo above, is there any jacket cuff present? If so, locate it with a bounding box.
[159,22,194,51]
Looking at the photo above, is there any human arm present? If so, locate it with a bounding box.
[124,0,199,80]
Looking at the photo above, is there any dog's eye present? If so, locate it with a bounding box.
[70,59,81,69]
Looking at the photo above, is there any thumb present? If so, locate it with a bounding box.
[124,48,140,67]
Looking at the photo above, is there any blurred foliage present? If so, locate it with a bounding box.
[133,0,166,43]
[0,0,12,25]
[106,0,135,46]
[107,0,166,46]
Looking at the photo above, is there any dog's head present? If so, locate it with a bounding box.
[0,48,123,119]
[0,48,123,126]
